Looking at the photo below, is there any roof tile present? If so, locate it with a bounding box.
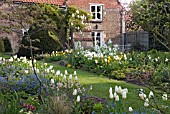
[15,0,65,6]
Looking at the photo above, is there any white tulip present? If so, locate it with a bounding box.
[144,98,149,107]
[25,70,29,74]
[75,76,78,80]
[149,91,154,99]
[49,65,53,70]
[129,107,133,112]
[65,70,68,75]
[115,95,119,101]
[115,85,119,93]
[50,79,55,84]
[109,92,114,99]
[77,95,80,102]
[74,71,77,75]
[109,87,112,93]
[13,55,17,59]
[162,93,168,101]
[56,70,60,76]
[139,93,146,100]
[122,90,127,99]
[63,75,66,80]
[113,92,117,98]
[73,89,77,96]
[69,74,72,79]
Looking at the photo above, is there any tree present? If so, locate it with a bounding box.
[0,0,91,101]
[127,0,170,51]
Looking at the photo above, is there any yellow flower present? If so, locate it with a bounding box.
[107,56,111,63]
[67,64,71,68]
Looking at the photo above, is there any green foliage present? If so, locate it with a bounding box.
[0,38,5,54]
[47,96,72,114]
[128,0,170,51]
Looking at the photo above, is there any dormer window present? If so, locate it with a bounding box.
[90,4,103,21]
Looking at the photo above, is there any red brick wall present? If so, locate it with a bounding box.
[67,0,122,47]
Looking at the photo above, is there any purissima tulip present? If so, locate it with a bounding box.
[109,87,112,93]
[129,107,133,112]
[109,92,114,99]
[74,71,77,75]
[149,91,154,99]
[69,74,72,79]
[122,90,127,99]
[162,93,168,101]
[115,95,119,101]
[50,79,55,84]
[77,95,80,102]
[73,89,77,96]
[144,98,149,107]
[75,76,78,80]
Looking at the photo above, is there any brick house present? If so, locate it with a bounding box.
[66,0,123,48]
[0,0,124,52]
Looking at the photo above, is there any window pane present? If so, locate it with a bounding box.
[97,13,101,19]
[91,32,94,37]
[97,6,101,12]
[91,6,95,12]
[97,33,100,36]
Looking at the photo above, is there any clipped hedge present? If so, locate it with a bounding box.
[18,26,64,57]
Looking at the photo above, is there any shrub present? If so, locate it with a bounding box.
[0,38,5,54]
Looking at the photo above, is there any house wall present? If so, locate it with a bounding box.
[67,0,122,48]
[0,3,22,54]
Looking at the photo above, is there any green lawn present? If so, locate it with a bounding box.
[50,62,151,110]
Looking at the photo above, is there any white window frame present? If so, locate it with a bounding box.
[90,4,103,21]
[91,31,103,47]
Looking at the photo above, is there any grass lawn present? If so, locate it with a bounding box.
[49,62,154,110]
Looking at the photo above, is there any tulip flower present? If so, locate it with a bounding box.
[109,92,114,99]
[50,79,55,84]
[73,89,77,96]
[122,90,127,99]
[162,93,168,101]
[149,91,154,99]
[75,76,78,80]
[109,87,112,93]
[115,95,119,101]
[129,107,133,112]
[144,98,149,107]
[74,71,77,75]
[69,74,72,79]
[77,95,80,102]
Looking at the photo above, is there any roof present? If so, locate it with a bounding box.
[14,0,121,9]
[66,0,121,9]
[15,0,65,6]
